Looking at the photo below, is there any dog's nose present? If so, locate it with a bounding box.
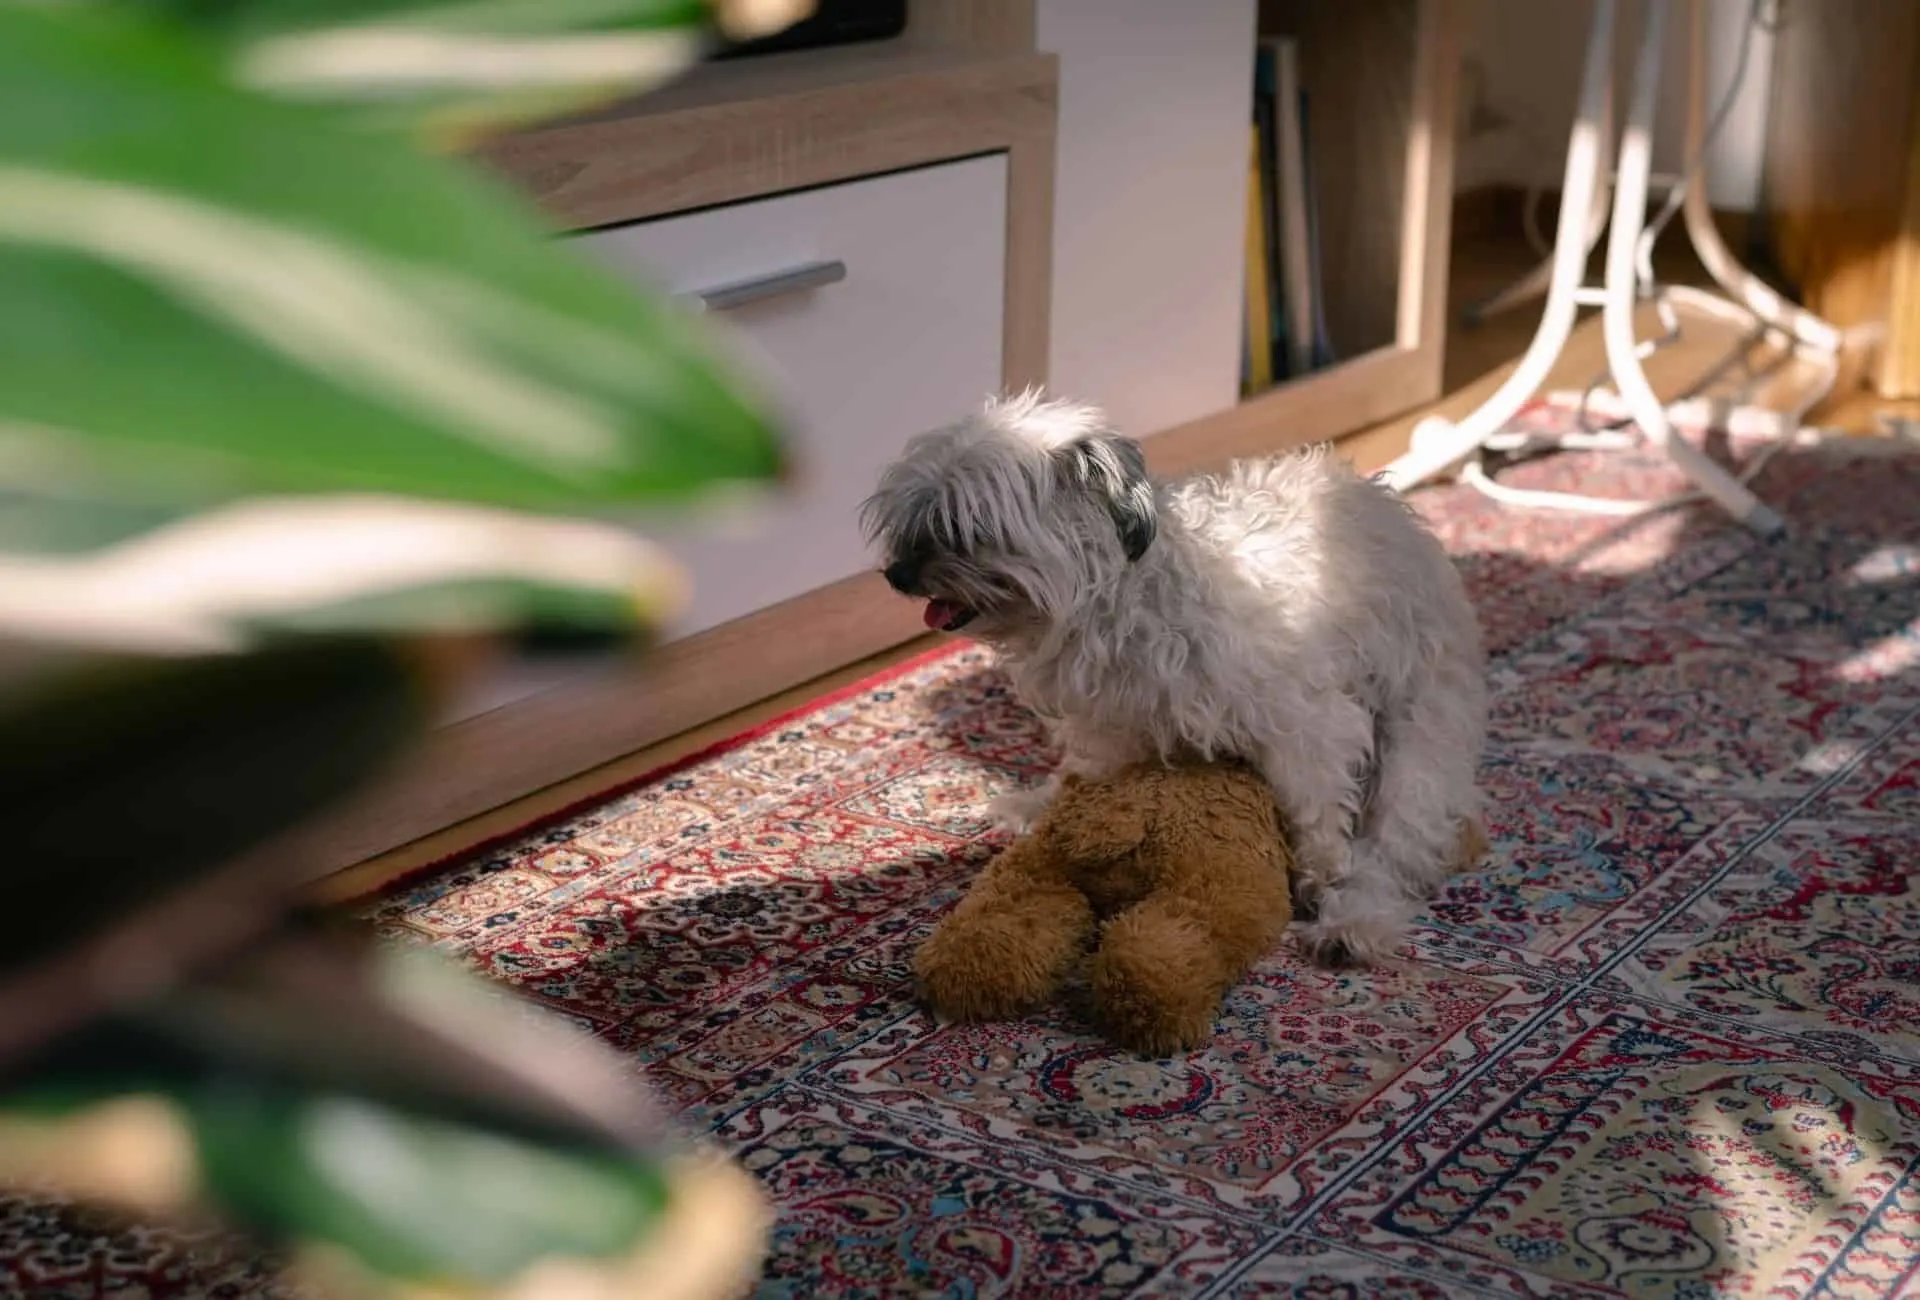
[883,560,922,595]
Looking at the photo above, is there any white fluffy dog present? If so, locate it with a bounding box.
[861,393,1487,964]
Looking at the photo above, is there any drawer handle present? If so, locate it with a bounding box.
[686,260,847,313]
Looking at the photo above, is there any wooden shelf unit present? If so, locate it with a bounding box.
[306,0,1461,879]
[1151,0,1457,477]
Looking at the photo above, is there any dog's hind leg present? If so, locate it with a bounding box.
[1330,656,1488,961]
[1251,695,1376,960]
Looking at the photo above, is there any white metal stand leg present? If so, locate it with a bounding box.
[1602,0,1783,534]
[1461,109,1613,327]
[1378,0,1617,493]
[1380,0,1837,537]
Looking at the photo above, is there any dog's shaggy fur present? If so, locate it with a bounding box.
[861,393,1488,964]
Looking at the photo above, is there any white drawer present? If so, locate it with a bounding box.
[578,154,1008,640]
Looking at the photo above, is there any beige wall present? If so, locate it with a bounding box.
[1037,0,1256,438]
[1455,0,1775,212]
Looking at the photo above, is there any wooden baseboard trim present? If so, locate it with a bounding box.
[298,571,929,880]
[1148,347,1434,476]
[309,630,948,902]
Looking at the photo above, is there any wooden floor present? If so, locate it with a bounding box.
[311,228,1897,902]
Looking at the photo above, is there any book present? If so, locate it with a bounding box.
[1264,36,1315,379]
[1252,42,1288,380]
[1242,120,1274,394]
[1298,88,1336,367]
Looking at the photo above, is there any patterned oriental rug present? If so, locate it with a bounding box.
[6,409,1920,1298]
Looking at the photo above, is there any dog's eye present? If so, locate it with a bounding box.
[913,522,972,560]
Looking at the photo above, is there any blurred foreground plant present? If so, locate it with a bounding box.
[0,0,812,1293]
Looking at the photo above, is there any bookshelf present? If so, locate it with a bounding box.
[1149,0,1457,477]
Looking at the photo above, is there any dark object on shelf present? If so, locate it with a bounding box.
[714,0,908,60]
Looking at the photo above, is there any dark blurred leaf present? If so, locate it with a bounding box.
[4,928,715,1286]
[0,638,424,975]
[0,4,784,517]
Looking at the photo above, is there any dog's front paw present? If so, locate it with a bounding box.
[1293,917,1403,970]
[987,779,1057,834]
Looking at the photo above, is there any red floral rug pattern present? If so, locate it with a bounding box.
[6,415,1920,1298]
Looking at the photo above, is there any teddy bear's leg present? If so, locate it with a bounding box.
[1089,870,1292,1057]
[914,845,1094,1025]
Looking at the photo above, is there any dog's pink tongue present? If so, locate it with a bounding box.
[924,599,960,630]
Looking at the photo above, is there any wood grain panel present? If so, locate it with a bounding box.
[1259,0,1421,360]
[475,50,1056,229]
[1879,41,1920,399]
[902,0,1035,54]
[1400,0,1459,394]
[1761,0,1920,385]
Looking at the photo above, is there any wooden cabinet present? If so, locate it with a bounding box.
[312,12,1055,870]
[580,156,1009,642]
[313,0,1462,878]
[1761,0,1920,401]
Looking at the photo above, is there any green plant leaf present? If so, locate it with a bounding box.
[5,1088,673,1289]
[6,1069,678,1288]
[0,4,785,517]
[0,493,687,653]
[205,1092,672,1283]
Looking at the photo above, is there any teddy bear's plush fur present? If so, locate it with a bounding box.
[914,758,1293,1056]
[915,758,1489,1057]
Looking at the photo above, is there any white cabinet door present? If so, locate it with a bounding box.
[582,153,1008,639]
[442,155,1008,724]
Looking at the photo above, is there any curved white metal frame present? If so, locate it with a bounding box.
[1379,0,1839,537]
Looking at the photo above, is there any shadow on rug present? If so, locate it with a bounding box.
[7,425,1920,1298]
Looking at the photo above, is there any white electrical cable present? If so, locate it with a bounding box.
[1634,0,1769,292]
[1455,0,1840,521]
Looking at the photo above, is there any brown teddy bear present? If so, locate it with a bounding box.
[914,758,1487,1057]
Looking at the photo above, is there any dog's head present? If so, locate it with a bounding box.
[859,393,1157,636]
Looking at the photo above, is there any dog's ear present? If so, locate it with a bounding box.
[1056,434,1157,561]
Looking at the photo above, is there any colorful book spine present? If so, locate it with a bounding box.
[1268,37,1316,380]
[1252,42,1288,381]
[1243,120,1274,395]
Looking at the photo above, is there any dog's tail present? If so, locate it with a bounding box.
[1449,817,1489,873]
